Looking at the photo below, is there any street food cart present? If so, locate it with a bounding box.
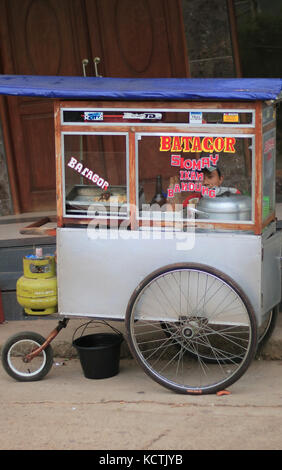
[1,76,282,394]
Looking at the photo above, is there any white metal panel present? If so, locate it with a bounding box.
[57,228,263,323]
[262,230,282,312]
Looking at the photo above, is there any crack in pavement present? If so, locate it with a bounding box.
[4,399,282,409]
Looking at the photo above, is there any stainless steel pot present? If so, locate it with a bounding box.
[196,194,252,221]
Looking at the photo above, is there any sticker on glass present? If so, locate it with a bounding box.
[189,112,202,125]
[223,113,239,123]
[83,112,103,121]
[123,112,162,120]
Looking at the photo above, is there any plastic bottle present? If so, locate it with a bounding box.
[151,175,166,206]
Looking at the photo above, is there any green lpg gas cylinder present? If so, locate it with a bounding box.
[16,251,57,315]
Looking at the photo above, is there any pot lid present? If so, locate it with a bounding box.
[197,195,251,213]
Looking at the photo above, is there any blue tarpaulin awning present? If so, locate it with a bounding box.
[0,75,281,101]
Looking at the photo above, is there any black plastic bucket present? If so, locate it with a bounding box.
[73,332,123,379]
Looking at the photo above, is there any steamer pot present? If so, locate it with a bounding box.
[196,194,252,221]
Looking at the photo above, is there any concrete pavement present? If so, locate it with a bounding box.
[1,353,282,450]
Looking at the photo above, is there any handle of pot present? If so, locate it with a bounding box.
[94,56,103,77]
[82,59,89,77]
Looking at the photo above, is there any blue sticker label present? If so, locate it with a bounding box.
[84,112,103,121]
[190,112,202,125]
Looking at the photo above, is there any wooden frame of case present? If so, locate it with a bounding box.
[54,99,276,236]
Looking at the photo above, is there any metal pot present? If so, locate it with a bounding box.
[196,194,252,221]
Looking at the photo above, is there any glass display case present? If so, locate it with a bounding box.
[63,133,128,219]
[56,101,274,234]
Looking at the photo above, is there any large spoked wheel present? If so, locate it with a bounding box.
[1,331,53,382]
[125,263,258,395]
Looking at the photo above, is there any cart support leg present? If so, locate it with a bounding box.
[0,289,4,324]
[24,318,69,362]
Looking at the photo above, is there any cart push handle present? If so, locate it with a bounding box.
[19,217,57,237]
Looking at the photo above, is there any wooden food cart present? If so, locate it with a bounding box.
[1,76,282,394]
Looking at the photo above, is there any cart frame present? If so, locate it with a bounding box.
[1,76,282,394]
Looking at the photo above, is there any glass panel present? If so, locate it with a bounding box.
[137,133,253,225]
[262,128,276,220]
[63,134,128,218]
[262,104,275,127]
[62,109,254,126]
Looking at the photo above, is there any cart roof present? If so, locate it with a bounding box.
[0,75,281,102]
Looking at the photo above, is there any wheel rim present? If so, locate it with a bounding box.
[128,268,255,393]
[7,339,47,378]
